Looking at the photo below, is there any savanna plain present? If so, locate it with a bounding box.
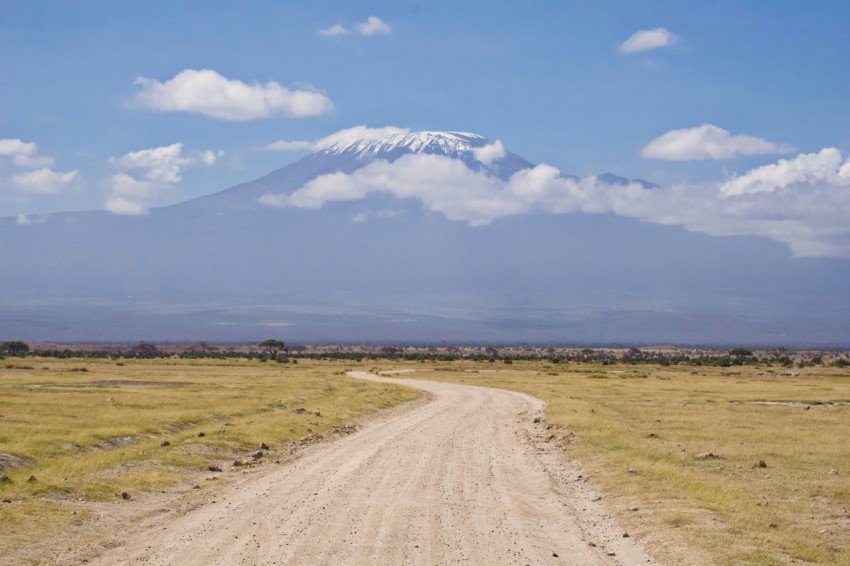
[0,356,848,565]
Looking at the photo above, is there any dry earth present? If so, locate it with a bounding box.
[70,372,657,565]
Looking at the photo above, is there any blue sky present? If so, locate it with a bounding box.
[1,1,849,221]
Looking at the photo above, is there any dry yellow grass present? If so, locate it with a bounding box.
[3,356,848,565]
[0,357,420,558]
[379,361,850,566]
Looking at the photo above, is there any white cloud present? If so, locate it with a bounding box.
[111,143,189,184]
[265,126,409,153]
[16,214,30,225]
[1,138,75,203]
[721,147,850,196]
[131,69,333,121]
[356,16,391,36]
[620,28,678,53]
[319,24,350,37]
[352,208,403,223]
[0,138,55,168]
[472,140,506,165]
[0,138,53,169]
[263,154,547,225]
[12,168,78,194]
[200,149,224,166]
[108,172,157,199]
[12,153,54,168]
[0,138,37,157]
[642,124,793,161]
[259,149,850,258]
[105,197,148,216]
[105,143,219,214]
[266,140,314,152]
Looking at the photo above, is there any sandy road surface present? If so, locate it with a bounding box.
[82,372,655,565]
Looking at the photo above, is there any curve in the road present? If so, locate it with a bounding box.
[81,372,655,565]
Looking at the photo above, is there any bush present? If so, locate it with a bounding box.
[729,347,753,357]
[0,341,29,356]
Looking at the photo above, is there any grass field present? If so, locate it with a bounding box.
[377,361,850,565]
[0,357,421,560]
[2,356,848,565]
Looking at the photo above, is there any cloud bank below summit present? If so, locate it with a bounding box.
[260,143,850,258]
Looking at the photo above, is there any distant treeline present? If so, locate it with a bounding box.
[2,340,848,368]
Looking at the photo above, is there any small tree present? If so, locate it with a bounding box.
[131,342,159,358]
[259,339,285,358]
[0,341,30,356]
[729,347,753,359]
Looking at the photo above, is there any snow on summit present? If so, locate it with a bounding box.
[317,129,489,158]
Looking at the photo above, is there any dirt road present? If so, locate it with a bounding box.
[83,372,655,565]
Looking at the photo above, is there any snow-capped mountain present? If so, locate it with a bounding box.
[178,130,535,211]
[0,131,847,344]
[176,130,647,213]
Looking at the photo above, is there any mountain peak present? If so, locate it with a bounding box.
[317,130,489,159]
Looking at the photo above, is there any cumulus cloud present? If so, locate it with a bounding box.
[0,138,53,167]
[1,138,72,194]
[259,149,850,258]
[0,138,37,157]
[266,140,315,152]
[356,16,391,36]
[111,143,190,184]
[200,150,224,166]
[262,154,579,226]
[105,143,219,215]
[11,168,78,194]
[319,24,350,37]
[472,140,506,165]
[265,126,409,153]
[320,16,390,38]
[620,28,677,53]
[12,153,54,168]
[105,197,148,216]
[642,124,793,161]
[130,69,333,121]
[352,208,403,223]
[721,147,850,196]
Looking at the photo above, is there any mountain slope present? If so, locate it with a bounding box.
[1,131,848,344]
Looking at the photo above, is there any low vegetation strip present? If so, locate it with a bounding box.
[0,357,420,562]
[381,362,850,566]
